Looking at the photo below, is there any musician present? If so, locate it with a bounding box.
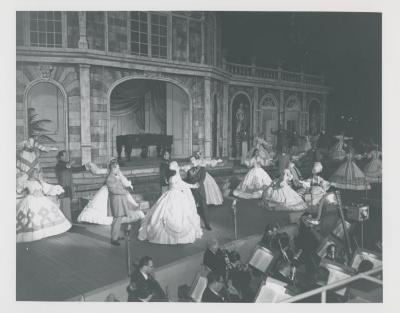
[159,150,171,194]
[323,244,347,264]
[228,251,254,302]
[294,212,321,278]
[185,156,212,230]
[127,256,167,302]
[270,232,301,285]
[203,238,226,276]
[201,272,226,303]
[259,223,279,251]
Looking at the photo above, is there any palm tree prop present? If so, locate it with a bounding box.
[27,108,56,143]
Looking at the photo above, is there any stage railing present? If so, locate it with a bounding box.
[280,265,383,303]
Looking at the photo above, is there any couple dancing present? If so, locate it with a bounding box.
[138,156,212,245]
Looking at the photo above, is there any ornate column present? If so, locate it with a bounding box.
[322,93,328,130]
[253,86,259,137]
[222,83,229,157]
[78,12,88,49]
[80,64,91,163]
[279,89,284,129]
[204,77,212,158]
[302,91,307,135]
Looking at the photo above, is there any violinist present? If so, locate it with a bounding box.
[271,233,301,285]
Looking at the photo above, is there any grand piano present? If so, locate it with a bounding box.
[116,133,173,160]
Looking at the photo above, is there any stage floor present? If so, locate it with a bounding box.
[16,198,291,301]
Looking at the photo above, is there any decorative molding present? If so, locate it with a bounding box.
[38,64,54,80]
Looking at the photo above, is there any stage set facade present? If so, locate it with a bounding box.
[16,11,330,167]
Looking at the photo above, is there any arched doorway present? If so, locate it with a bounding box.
[309,100,321,135]
[285,95,301,135]
[25,81,67,167]
[260,94,278,145]
[109,78,192,159]
[212,94,218,157]
[231,93,251,158]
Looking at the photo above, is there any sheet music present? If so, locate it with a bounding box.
[351,252,382,271]
[255,278,289,303]
[327,268,352,296]
[190,276,207,302]
[248,247,274,273]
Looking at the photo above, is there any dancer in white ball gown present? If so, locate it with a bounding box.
[261,169,307,212]
[138,161,203,245]
[77,162,144,225]
[16,168,71,243]
[233,149,272,199]
[194,152,224,206]
[363,144,382,184]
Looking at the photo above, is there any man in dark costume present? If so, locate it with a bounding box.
[55,150,87,222]
[185,156,212,230]
[159,150,171,194]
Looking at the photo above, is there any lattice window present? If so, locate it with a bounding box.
[130,12,148,56]
[150,13,168,58]
[29,11,62,48]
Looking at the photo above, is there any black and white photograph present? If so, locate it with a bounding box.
[2,0,400,311]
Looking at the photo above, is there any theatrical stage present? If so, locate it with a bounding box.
[16,198,291,301]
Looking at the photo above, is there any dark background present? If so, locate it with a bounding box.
[221,12,382,143]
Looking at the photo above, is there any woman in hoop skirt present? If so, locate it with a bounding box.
[16,168,71,243]
[330,146,371,191]
[138,161,203,245]
[233,149,272,199]
[194,152,224,206]
[363,144,382,184]
[261,169,307,212]
[330,131,353,161]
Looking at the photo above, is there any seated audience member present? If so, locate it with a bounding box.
[127,256,167,302]
[228,251,254,302]
[203,238,226,276]
[201,272,226,303]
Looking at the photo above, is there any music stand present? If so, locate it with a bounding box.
[320,259,355,297]
[349,248,382,272]
[346,205,370,249]
[248,246,277,274]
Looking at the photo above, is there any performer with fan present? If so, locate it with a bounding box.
[233,149,272,199]
[246,135,274,166]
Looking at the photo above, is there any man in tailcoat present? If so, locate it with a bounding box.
[185,156,212,230]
